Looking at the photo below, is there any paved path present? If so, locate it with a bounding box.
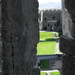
[53,32,60,54]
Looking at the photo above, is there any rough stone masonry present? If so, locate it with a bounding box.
[60,0,75,75]
[1,0,39,75]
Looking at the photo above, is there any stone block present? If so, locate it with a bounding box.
[30,68,40,75]
[59,35,75,55]
[61,55,75,75]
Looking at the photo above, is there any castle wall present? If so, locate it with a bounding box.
[43,10,61,21]
[39,9,62,31]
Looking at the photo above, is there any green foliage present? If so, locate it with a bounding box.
[37,32,56,55]
[57,32,62,37]
[40,60,49,69]
[50,71,60,75]
[40,72,47,75]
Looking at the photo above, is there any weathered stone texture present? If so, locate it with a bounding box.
[65,0,75,21]
[2,0,39,75]
[62,55,75,75]
[30,68,40,75]
[59,36,75,56]
[61,0,75,75]
[64,0,75,39]
[70,22,75,39]
[62,0,73,39]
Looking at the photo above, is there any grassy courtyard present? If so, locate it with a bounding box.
[37,32,56,55]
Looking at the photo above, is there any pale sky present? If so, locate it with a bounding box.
[38,0,61,10]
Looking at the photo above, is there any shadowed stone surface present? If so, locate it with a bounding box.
[62,55,75,75]
[30,68,40,75]
[65,0,75,39]
[70,22,75,39]
[61,0,75,75]
[59,35,75,55]
[2,0,39,75]
[65,0,75,21]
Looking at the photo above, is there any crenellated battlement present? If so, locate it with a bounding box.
[39,9,61,13]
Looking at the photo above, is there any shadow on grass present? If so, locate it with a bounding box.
[39,38,55,42]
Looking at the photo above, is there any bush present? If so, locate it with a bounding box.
[40,60,49,69]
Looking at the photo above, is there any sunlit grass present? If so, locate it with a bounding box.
[40,72,46,75]
[37,32,56,55]
[50,71,61,75]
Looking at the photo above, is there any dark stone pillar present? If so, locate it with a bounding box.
[2,0,39,75]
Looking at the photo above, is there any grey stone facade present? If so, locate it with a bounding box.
[1,0,39,75]
[38,9,62,32]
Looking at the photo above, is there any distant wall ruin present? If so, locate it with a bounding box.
[38,9,62,32]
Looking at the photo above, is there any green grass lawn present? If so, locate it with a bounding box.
[50,71,60,75]
[40,72,47,75]
[40,60,49,69]
[37,32,56,55]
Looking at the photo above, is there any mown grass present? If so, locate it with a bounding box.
[50,71,60,75]
[40,72,47,75]
[40,60,49,69]
[37,32,56,55]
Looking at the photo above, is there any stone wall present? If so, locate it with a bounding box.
[1,0,39,75]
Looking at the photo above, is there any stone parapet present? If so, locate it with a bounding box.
[59,35,75,56]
